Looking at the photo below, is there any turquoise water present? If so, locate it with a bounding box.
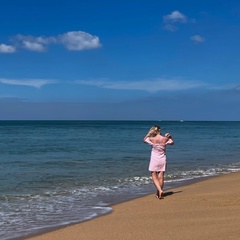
[0,121,239,239]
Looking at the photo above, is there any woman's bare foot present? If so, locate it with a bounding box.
[159,191,164,199]
[155,190,164,199]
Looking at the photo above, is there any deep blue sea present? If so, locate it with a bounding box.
[0,120,239,240]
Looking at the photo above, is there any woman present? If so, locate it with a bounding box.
[144,125,174,199]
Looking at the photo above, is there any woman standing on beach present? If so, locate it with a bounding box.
[144,125,174,199]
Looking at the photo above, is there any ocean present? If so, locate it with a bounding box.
[0,120,239,240]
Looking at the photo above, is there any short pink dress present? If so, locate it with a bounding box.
[145,136,173,172]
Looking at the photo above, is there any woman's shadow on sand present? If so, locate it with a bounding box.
[163,191,182,197]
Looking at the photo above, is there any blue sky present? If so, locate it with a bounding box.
[0,0,239,120]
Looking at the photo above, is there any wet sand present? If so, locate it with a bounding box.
[27,172,240,240]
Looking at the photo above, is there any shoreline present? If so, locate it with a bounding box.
[14,175,216,240]
[24,172,240,240]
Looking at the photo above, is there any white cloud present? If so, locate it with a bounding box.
[163,11,187,23]
[1,31,101,53]
[14,35,56,52]
[163,11,188,31]
[1,77,238,93]
[58,31,101,50]
[0,78,57,88]
[190,35,205,43]
[0,44,16,53]
[22,41,46,52]
[76,79,240,93]
[76,78,208,93]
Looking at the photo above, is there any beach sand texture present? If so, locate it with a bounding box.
[27,172,240,240]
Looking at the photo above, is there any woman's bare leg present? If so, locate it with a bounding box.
[151,172,163,198]
[158,171,165,189]
[157,171,164,198]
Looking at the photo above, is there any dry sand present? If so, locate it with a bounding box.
[27,172,240,240]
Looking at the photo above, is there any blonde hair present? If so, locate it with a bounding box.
[148,125,161,137]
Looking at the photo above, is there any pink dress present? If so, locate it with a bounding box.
[145,136,173,172]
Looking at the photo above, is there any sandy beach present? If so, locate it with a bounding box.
[27,172,240,240]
